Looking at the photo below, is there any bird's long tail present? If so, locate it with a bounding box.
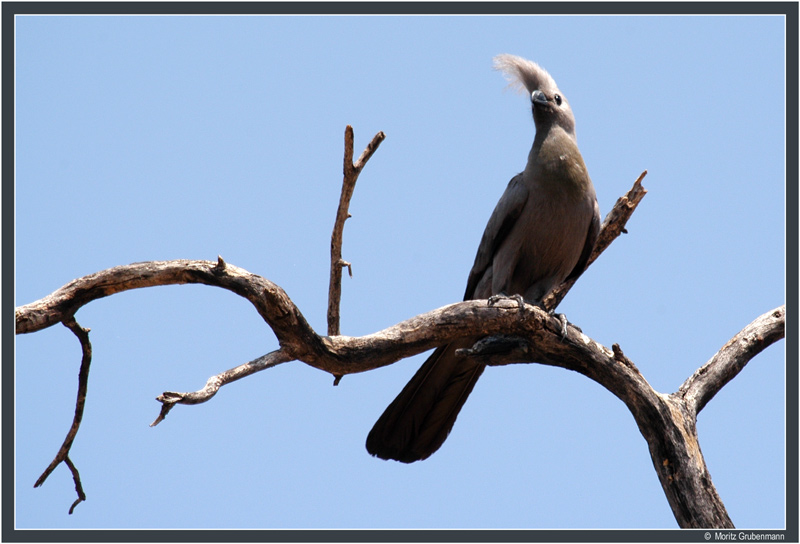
[366,339,485,463]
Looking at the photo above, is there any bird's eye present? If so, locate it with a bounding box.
[554,94,562,106]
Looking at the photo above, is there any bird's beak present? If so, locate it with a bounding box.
[531,90,549,107]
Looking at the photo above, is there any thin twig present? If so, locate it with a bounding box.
[352,128,386,172]
[327,126,386,336]
[151,349,292,426]
[33,317,92,514]
[64,456,86,514]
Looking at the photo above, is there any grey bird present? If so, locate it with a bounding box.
[366,55,601,463]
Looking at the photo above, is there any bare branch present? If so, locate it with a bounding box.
[151,349,292,426]
[64,456,86,515]
[327,126,386,336]
[33,317,91,514]
[678,305,786,415]
[18,260,778,529]
[15,259,322,360]
[16,152,779,529]
[13,260,543,374]
[543,170,648,312]
[352,128,386,172]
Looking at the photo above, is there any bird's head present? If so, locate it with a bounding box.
[493,54,576,138]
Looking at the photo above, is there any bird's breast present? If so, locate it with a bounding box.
[493,167,595,303]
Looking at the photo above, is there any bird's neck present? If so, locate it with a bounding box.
[525,126,591,195]
[529,124,578,156]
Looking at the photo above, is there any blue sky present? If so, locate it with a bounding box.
[13,12,787,530]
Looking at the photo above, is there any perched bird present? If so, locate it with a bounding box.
[366,55,601,463]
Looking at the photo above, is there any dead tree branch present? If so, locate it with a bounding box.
[16,263,559,375]
[150,349,293,426]
[15,170,645,384]
[32,317,91,514]
[14,126,785,528]
[678,306,787,415]
[328,126,386,336]
[15,256,321,362]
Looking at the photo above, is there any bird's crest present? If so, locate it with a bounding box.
[493,54,559,96]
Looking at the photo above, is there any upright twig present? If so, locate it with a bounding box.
[327,126,386,337]
[33,317,92,514]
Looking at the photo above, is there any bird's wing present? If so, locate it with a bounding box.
[464,172,529,300]
[565,196,601,282]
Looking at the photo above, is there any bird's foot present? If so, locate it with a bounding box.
[488,293,525,310]
[550,312,569,339]
[488,293,525,314]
